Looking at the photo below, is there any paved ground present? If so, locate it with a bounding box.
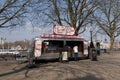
[0,53,120,80]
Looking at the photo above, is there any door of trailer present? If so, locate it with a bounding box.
[34,38,42,57]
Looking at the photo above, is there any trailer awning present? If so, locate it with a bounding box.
[40,34,84,41]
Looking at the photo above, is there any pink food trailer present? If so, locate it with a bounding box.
[28,25,90,64]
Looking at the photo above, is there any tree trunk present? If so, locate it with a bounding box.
[109,36,115,54]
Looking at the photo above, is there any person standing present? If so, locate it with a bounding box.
[73,46,78,61]
[96,42,100,55]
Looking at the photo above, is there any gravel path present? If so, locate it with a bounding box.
[0,53,120,80]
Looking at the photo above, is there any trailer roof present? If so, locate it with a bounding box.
[40,34,84,41]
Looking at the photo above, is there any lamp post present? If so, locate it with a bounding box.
[1,37,6,52]
[89,22,98,61]
[89,27,98,61]
[90,28,95,48]
[104,38,107,53]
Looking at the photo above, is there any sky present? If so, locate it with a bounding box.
[0,0,119,43]
[0,21,53,42]
[0,21,111,42]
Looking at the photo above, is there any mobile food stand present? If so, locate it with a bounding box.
[28,25,90,64]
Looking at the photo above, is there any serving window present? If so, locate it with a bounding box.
[42,40,64,53]
[66,41,84,54]
[41,40,84,54]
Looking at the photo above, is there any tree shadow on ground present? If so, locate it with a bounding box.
[0,64,31,77]
[0,61,56,78]
[67,73,104,80]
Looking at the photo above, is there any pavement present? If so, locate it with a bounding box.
[0,53,120,80]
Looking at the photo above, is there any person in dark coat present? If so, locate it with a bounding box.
[96,42,100,55]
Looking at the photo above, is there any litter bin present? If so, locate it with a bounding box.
[90,48,97,61]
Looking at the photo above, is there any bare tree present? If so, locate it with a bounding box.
[34,0,97,35]
[93,0,120,54]
[0,0,30,28]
